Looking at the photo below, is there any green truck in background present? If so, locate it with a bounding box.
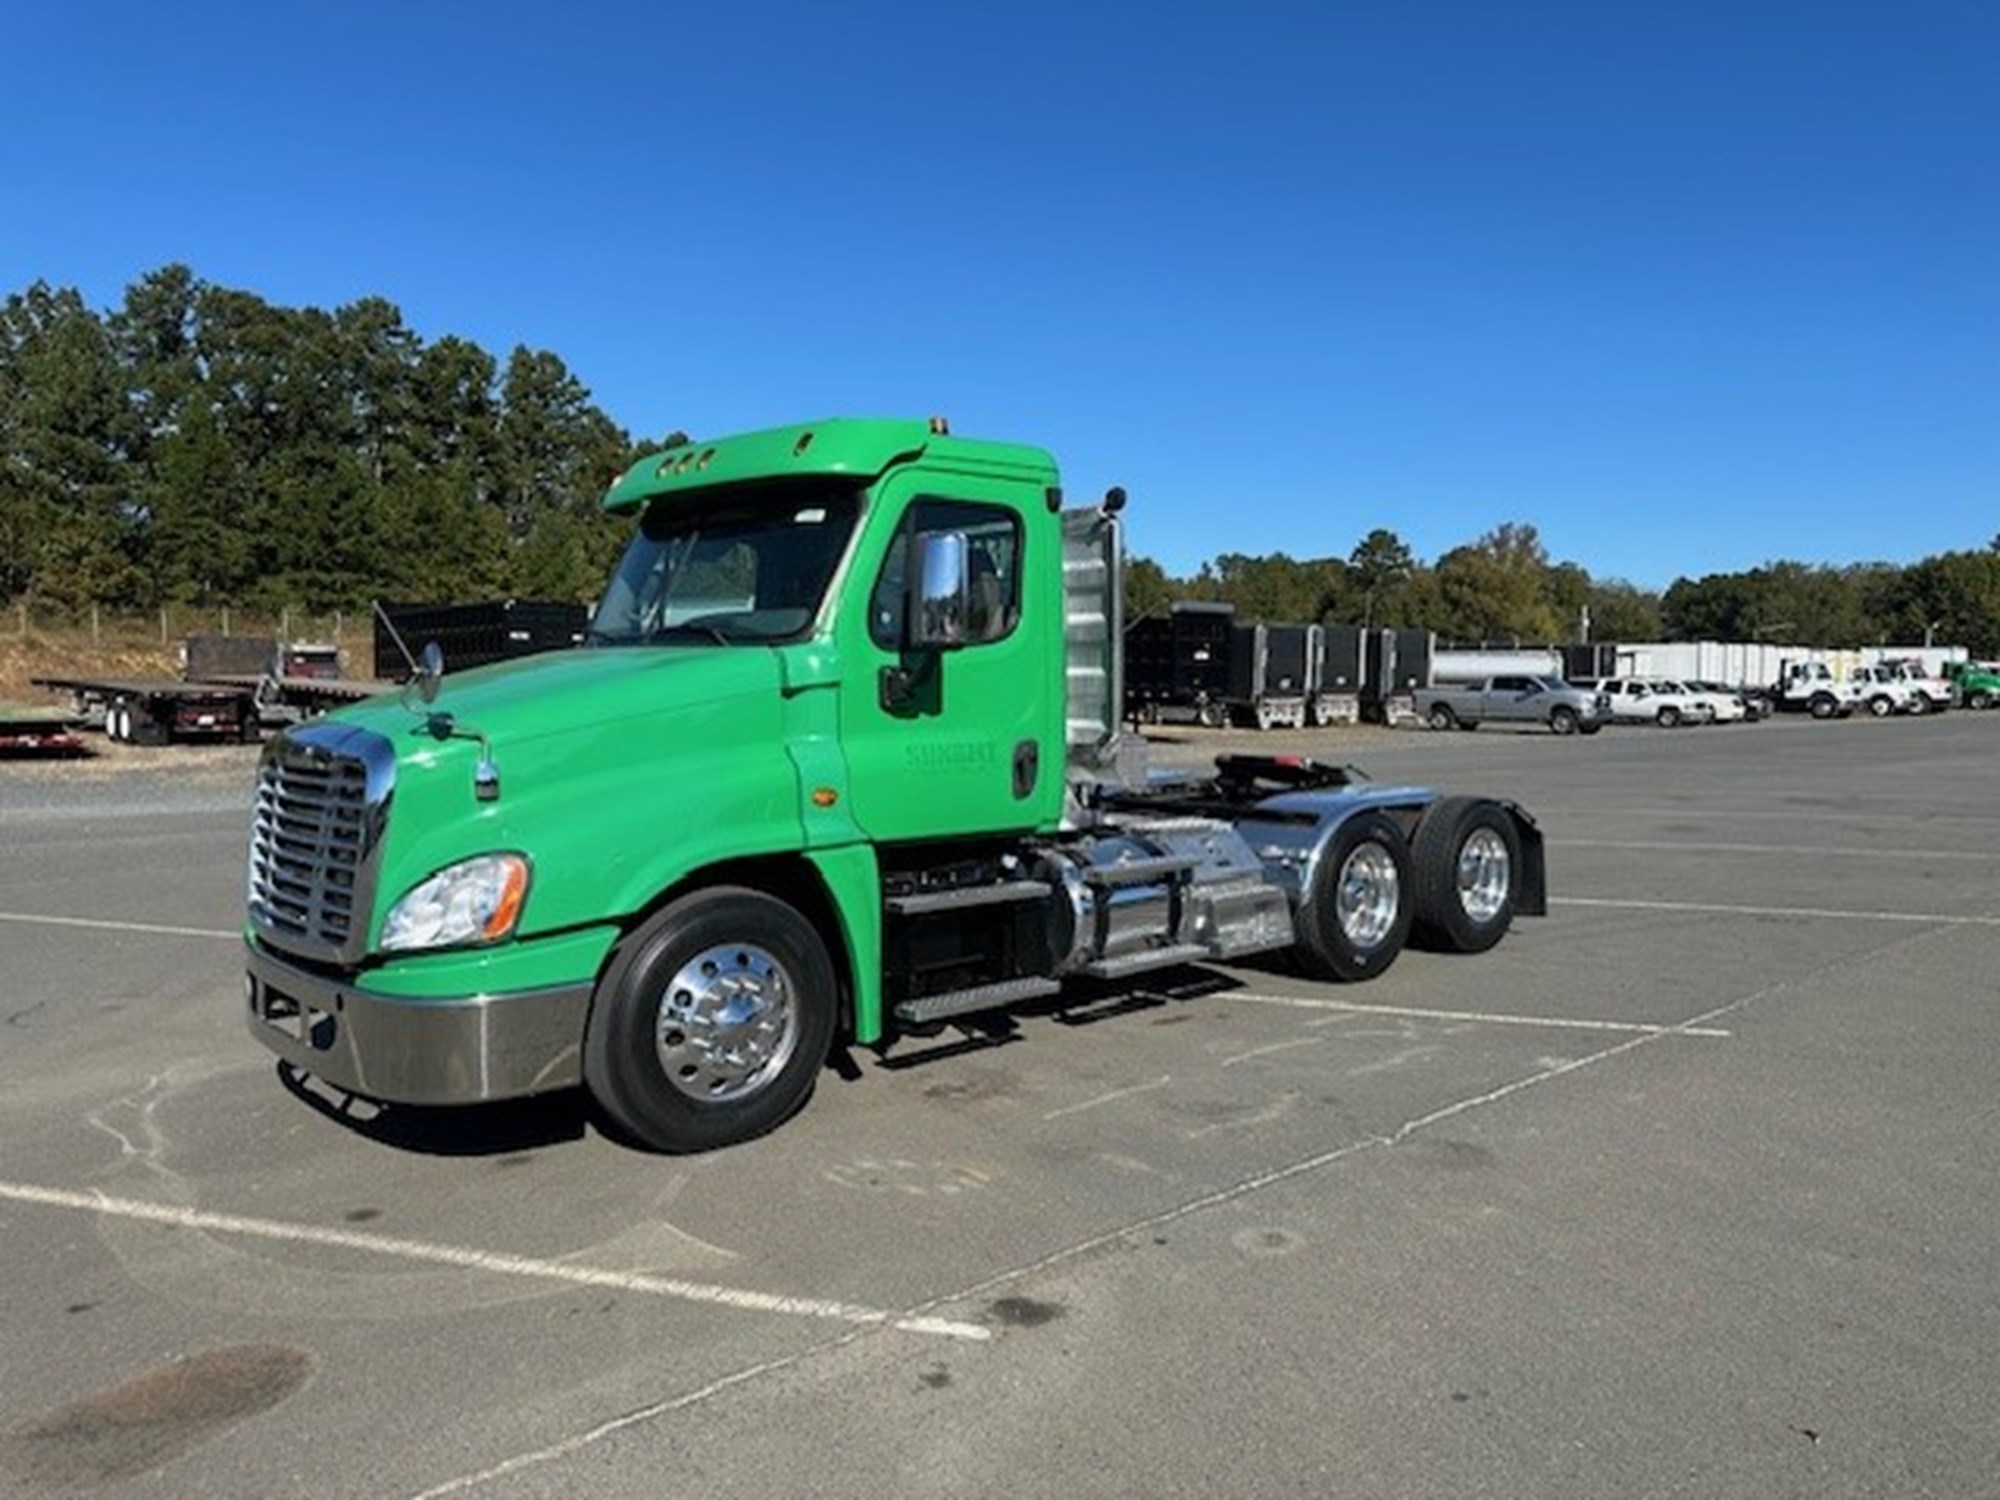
[244,418,1544,1152]
[1943,659,2000,709]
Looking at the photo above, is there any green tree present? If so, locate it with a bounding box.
[0,282,138,605]
[1434,523,1562,643]
[1346,528,1413,627]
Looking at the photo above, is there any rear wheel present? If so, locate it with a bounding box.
[1294,812,1413,983]
[584,887,836,1153]
[1427,704,1457,732]
[1411,798,1522,953]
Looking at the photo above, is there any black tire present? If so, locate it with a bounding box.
[1866,695,1893,718]
[583,886,837,1153]
[1579,721,1603,735]
[1427,703,1456,732]
[1294,812,1413,983]
[1971,691,1994,710]
[1656,705,1681,728]
[1907,694,1930,715]
[1410,797,1522,953]
[1809,694,1836,720]
[1549,706,1578,736]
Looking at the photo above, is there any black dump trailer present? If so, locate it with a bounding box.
[1226,623,1313,730]
[374,599,589,681]
[1311,624,1364,725]
[1360,627,1434,725]
[1125,601,1236,725]
[1560,643,1619,683]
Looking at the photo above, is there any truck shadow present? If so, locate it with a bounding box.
[277,1063,589,1155]
[870,964,1246,1071]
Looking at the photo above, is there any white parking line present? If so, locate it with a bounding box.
[1561,838,2000,862]
[1042,1076,1172,1119]
[1554,896,2000,926]
[0,910,236,940]
[1216,992,1732,1037]
[0,1182,989,1342]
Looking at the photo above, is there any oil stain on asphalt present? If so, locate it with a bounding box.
[0,1344,312,1487]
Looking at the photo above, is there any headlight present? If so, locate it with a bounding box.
[380,854,530,952]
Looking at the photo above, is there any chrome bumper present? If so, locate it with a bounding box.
[245,941,589,1105]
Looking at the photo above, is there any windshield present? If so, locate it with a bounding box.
[588,485,863,647]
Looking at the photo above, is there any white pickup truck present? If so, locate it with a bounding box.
[1583,677,1714,727]
[1849,664,1923,717]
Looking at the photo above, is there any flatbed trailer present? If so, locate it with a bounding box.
[30,675,261,745]
[199,673,393,719]
[0,706,88,756]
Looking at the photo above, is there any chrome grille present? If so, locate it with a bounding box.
[247,723,394,963]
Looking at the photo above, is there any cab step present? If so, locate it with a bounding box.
[885,879,1053,916]
[1083,856,1197,888]
[894,976,1063,1026]
[1078,943,1214,980]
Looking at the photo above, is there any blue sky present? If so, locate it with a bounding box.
[4,1,1994,588]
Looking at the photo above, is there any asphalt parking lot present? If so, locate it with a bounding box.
[2,712,1997,1498]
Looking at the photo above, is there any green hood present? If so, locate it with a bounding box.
[323,645,810,944]
[332,645,785,750]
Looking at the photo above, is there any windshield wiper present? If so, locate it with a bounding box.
[651,621,737,646]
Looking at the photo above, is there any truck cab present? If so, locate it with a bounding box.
[244,418,1543,1152]
[1773,660,1860,719]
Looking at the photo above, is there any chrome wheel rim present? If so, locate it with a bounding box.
[1457,828,1512,925]
[1337,843,1400,948]
[654,942,799,1102]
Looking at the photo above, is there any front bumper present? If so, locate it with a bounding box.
[245,940,593,1105]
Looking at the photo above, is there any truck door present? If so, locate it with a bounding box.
[837,476,1059,842]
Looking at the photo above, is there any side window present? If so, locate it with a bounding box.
[869,498,1022,650]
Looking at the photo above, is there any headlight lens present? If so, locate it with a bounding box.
[380,854,529,952]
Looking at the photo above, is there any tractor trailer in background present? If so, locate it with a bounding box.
[244,418,1544,1153]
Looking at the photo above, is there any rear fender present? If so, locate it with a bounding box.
[1500,803,1546,916]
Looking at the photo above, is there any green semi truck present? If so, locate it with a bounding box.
[244,418,1544,1152]
[1943,659,2000,709]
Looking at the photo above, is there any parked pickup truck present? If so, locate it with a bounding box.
[1419,675,1610,735]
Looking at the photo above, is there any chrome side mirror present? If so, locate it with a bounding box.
[416,640,445,703]
[908,531,969,650]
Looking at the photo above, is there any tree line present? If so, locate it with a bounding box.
[5,266,1996,653]
[1,265,675,613]
[1128,527,2000,657]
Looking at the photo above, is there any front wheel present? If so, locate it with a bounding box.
[1411,798,1522,953]
[1867,695,1893,718]
[584,886,837,1153]
[1971,691,1994,710]
[1294,812,1413,983]
[1549,706,1579,735]
[1656,705,1682,728]
[1809,693,1837,720]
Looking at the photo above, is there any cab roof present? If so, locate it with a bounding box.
[601,417,1056,515]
